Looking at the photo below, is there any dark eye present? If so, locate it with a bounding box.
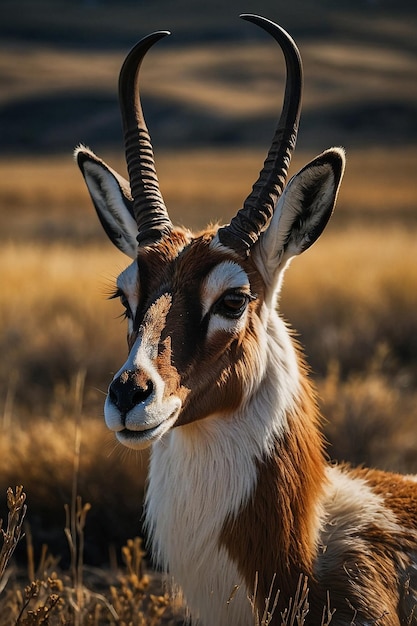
[214,291,252,319]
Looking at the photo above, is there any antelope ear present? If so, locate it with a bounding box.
[255,148,345,281]
[75,146,138,259]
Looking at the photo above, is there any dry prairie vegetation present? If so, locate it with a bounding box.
[0,149,417,623]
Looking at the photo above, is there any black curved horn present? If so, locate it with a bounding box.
[217,15,303,255]
[119,31,173,246]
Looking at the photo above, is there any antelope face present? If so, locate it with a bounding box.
[76,15,345,450]
[104,231,267,449]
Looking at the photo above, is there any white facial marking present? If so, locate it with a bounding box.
[201,261,252,337]
[201,261,250,316]
[105,291,181,450]
[116,261,139,333]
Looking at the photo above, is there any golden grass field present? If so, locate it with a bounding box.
[0,147,416,624]
[1,1,417,621]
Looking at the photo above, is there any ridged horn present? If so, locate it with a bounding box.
[217,15,303,255]
[119,31,173,246]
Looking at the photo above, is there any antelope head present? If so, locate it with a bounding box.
[76,15,345,451]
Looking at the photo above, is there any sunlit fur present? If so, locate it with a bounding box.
[102,226,417,625]
[77,121,417,624]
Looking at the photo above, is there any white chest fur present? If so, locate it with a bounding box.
[145,420,258,625]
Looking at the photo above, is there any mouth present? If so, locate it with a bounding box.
[115,413,178,450]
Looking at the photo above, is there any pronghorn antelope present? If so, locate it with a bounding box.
[76,14,417,626]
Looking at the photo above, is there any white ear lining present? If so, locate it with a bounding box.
[82,160,138,259]
[281,164,336,256]
[253,148,345,290]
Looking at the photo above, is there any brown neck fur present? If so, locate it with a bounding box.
[220,371,326,620]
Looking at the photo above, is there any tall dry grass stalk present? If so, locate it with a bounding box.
[63,369,90,623]
[0,486,26,593]
[250,572,280,626]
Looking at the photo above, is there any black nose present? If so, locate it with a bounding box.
[108,370,153,415]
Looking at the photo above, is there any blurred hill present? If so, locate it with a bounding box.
[0,0,416,156]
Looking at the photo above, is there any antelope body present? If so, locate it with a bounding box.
[76,16,417,625]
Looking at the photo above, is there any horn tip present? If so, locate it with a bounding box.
[240,13,263,23]
[239,14,270,26]
[145,30,171,44]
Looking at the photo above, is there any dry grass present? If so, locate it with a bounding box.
[0,487,27,591]
[0,147,416,233]
[319,364,417,473]
[0,242,124,413]
[1,147,417,622]
[282,224,417,375]
[0,486,336,625]
[0,507,182,625]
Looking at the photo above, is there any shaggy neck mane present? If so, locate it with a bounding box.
[221,365,326,616]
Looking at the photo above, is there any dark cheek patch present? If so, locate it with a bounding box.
[164,291,205,375]
[176,327,250,426]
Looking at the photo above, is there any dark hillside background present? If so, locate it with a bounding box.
[1,0,416,156]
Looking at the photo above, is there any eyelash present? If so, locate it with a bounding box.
[110,288,133,320]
